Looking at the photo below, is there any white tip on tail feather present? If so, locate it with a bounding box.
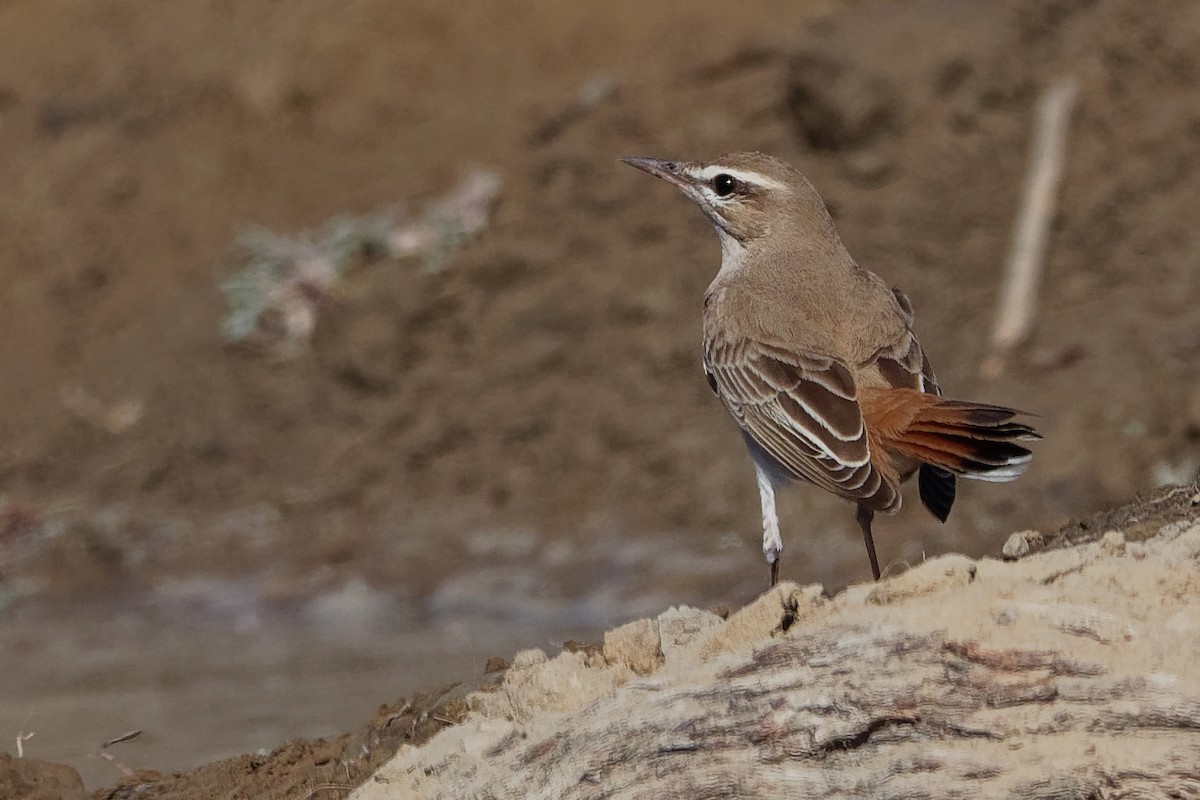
[962,454,1033,483]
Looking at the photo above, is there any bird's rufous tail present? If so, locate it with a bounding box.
[860,388,1040,483]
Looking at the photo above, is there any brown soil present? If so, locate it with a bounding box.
[2,0,1200,795]
[89,681,478,800]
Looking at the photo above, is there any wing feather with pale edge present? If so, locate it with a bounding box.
[704,334,900,513]
[873,289,940,396]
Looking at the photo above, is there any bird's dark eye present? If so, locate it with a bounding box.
[712,173,739,197]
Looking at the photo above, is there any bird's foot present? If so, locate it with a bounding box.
[764,541,781,588]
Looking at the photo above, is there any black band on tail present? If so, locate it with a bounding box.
[919,464,956,523]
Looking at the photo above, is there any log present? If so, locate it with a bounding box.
[355,510,1200,799]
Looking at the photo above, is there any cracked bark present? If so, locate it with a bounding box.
[490,628,1200,799]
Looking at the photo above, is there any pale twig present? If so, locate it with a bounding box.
[16,730,34,758]
[981,77,1079,379]
[101,729,142,748]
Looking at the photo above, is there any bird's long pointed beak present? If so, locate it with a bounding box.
[621,157,689,189]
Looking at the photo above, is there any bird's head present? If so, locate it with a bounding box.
[622,151,836,249]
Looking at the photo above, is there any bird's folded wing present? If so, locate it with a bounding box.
[705,335,898,510]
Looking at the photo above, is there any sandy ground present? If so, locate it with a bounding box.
[1,0,1199,794]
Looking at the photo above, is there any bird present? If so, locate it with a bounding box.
[623,151,1040,587]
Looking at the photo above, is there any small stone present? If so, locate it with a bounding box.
[1002,531,1032,559]
[0,753,85,800]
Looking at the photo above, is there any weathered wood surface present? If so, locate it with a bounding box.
[355,513,1200,799]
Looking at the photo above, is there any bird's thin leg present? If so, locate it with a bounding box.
[755,466,782,588]
[856,504,881,581]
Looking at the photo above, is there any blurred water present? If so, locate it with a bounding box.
[0,528,766,789]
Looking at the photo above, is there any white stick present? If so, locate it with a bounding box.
[981,77,1079,379]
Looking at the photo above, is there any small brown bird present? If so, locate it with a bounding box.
[623,152,1040,586]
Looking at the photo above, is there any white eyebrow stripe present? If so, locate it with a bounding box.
[692,165,789,191]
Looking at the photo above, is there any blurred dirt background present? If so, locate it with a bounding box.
[1,0,1198,795]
